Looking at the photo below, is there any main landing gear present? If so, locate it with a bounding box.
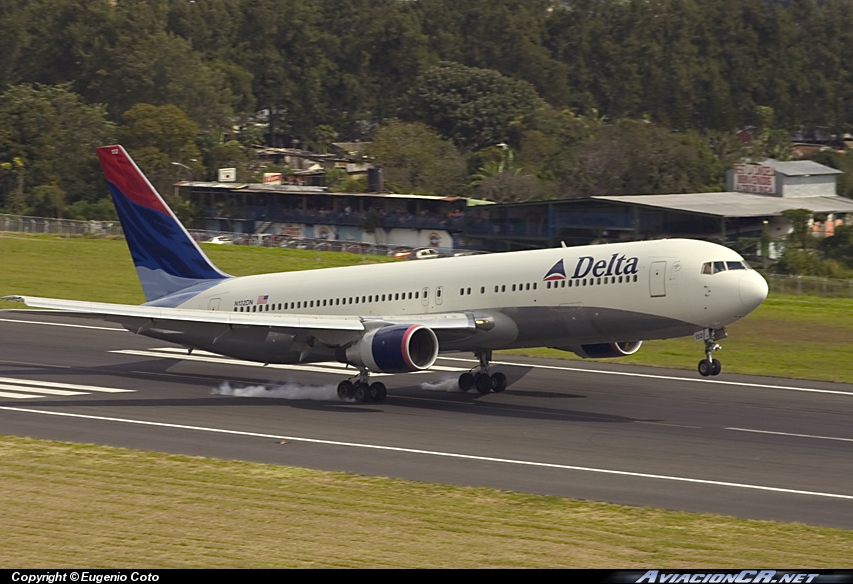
[697,328,725,377]
[337,367,386,403]
[458,350,507,394]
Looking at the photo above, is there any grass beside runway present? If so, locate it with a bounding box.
[1,434,850,568]
[3,234,853,382]
[502,294,853,384]
[0,234,396,307]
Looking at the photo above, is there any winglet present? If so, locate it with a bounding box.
[96,145,229,302]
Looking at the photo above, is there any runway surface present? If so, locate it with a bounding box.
[1,310,852,529]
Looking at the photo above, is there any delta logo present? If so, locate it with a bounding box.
[543,259,567,281]
[545,255,640,281]
[572,253,639,278]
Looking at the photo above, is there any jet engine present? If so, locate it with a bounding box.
[339,324,439,373]
[560,341,643,359]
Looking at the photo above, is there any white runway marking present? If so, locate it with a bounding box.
[728,427,853,443]
[438,357,853,397]
[0,377,135,400]
[1,405,851,501]
[0,383,86,397]
[0,377,134,393]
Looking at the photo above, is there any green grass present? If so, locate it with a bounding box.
[1,435,851,568]
[0,234,394,307]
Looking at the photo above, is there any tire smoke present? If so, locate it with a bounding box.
[213,381,341,400]
[418,377,462,392]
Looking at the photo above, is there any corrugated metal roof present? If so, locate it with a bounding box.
[593,192,853,218]
[176,181,491,203]
[759,159,842,176]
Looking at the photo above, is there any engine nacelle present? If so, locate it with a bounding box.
[341,325,439,373]
[558,341,643,359]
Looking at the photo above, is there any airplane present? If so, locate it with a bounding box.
[3,145,769,402]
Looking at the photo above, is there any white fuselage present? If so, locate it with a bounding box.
[161,238,766,358]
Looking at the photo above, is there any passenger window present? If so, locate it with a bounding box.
[501,285,505,292]
[512,284,516,291]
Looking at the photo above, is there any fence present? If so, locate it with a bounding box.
[0,214,123,236]
[765,274,853,298]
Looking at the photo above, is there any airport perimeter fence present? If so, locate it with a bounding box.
[764,274,853,298]
[0,213,123,236]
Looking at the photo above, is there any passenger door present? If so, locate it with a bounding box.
[649,262,666,297]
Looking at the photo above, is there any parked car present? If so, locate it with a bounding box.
[205,235,234,245]
[412,248,440,260]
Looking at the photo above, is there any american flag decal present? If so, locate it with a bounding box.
[257,295,269,305]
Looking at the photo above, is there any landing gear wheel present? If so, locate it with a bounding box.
[370,382,387,403]
[475,373,492,394]
[710,359,722,376]
[698,359,711,377]
[491,372,507,393]
[458,373,475,392]
[337,380,354,400]
[354,382,372,403]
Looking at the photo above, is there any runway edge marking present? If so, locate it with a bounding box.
[439,357,853,397]
[2,405,852,501]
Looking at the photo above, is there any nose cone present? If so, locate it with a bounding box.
[739,271,768,313]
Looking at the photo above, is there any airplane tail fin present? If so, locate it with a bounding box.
[96,145,229,303]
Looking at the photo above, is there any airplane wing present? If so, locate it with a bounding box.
[1,295,475,347]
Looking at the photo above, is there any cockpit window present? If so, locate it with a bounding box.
[703,260,751,274]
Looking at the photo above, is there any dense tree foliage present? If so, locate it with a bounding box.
[4,0,853,217]
[0,84,114,216]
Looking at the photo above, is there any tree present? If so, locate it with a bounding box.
[96,31,237,130]
[119,103,202,196]
[405,63,547,151]
[367,119,466,195]
[557,120,722,198]
[0,84,114,215]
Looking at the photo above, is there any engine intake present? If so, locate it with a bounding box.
[559,341,643,359]
[342,325,439,373]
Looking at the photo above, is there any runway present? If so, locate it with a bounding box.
[1,311,852,529]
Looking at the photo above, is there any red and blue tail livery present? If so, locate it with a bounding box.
[96,146,229,302]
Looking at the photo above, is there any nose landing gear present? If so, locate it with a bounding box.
[337,367,386,403]
[458,351,508,394]
[697,328,725,377]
